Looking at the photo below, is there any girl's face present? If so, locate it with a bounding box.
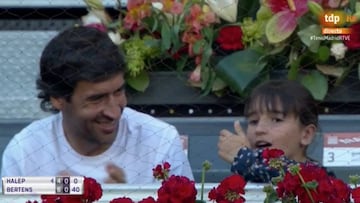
[246,100,315,162]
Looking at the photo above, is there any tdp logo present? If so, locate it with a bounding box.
[325,13,340,24]
[320,10,356,27]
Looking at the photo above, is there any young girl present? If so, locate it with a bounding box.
[217,79,322,182]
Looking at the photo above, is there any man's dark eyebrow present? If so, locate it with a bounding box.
[86,93,106,101]
[116,84,126,92]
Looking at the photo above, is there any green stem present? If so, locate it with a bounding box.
[296,171,315,203]
[200,168,205,201]
[287,49,304,80]
[334,62,355,86]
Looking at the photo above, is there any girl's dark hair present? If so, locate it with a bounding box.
[36,26,127,113]
[244,80,319,127]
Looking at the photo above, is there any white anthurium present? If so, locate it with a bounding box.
[108,31,124,45]
[152,2,163,10]
[205,0,238,22]
[81,11,102,25]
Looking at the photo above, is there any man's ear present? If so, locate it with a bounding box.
[50,97,66,111]
[300,124,317,146]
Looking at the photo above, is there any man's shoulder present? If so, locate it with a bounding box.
[12,114,61,141]
[4,114,61,154]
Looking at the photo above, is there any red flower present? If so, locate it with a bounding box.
[110,197,135,203]
[209,174,246,203]
[139,196,157,203]
[352,187,360,203]
[262,148,284,160]
[40,195,82,203]
[82,176,103,202]
[216,26,244,51]
[344,23,360,50]
[40,177,102,203]
[153,162,171,180]
[157,175,197,203]
[276,163,351,202]
[262,148,284,165]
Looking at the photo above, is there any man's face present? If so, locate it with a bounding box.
[56,73,127,147]
[246,104,308,162]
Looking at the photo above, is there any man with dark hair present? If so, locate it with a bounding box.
[1,26,193,183]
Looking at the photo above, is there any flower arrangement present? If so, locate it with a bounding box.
[25,150,360,203]
[25,161,246,203]
[80,0,360,100]
[261,148,360,203]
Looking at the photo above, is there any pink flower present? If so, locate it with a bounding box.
[161,0,184,15]
[189,65,201,83]
[85,23,107,32]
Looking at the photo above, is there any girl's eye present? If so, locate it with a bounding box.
[271,118,283,122]
[248,119,258,125]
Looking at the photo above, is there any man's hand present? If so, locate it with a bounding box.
[217,120,250,163]
[104,163,126,183]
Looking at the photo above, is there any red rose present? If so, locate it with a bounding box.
[344,23,360,50]
[110,197,135,203]
[215,25,244,51]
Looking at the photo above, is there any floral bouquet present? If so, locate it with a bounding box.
[80,0,360,100]
[25,149,360,203]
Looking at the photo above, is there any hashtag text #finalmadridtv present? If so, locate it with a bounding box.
[310,35,350,41]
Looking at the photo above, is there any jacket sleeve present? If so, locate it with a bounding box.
[230,147,297,183]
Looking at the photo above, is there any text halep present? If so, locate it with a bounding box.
[6,178,26,184]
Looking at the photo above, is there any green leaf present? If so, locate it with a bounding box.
[161,23,171,52]
[126,70,150,92]
[316,46,330,62]
[215,49,267,94]
[266,11,297,44]
[300,70,328,100]
[212,77,227,91]
[193,40,204,55]
[237,0,260,21]
[297,24,321,53]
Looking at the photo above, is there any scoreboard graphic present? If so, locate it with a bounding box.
[2,176,84,195]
